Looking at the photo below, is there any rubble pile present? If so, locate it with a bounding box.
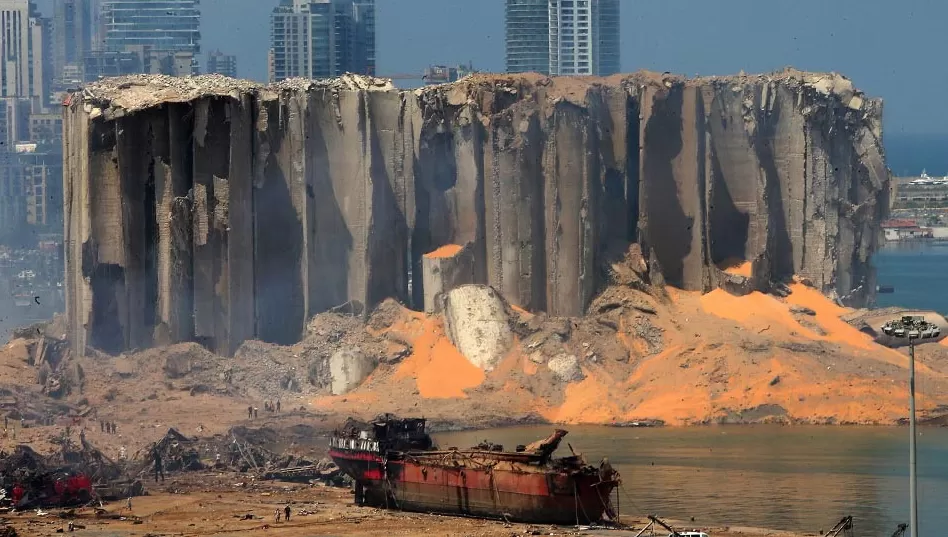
[131,427,346,486]
[0,437,133,508]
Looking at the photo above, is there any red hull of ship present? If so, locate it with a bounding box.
[330,448,617,524]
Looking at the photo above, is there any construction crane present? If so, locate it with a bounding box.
[891,523,909,537]
[825,516,855,537]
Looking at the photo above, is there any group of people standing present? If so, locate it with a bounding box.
[247,400,281,420]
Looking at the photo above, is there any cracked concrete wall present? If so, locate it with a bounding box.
[63,70,888,355]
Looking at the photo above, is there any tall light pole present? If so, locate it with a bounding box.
[882,315,941,537]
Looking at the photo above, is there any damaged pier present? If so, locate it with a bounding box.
[63,71,889,356]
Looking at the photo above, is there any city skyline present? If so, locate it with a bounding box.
[185,0,948,136]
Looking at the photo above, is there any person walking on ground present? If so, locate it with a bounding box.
[253,408,258,420]
[274,509,281,523]
[284,505,290,521]
[248,406,253,420]
[100,420,104,433]
[276,400,281,413]
[152,444,165,483]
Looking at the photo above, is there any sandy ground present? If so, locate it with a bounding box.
[0,473,812,537]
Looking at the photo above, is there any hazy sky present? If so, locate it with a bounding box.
[37,0,948,134]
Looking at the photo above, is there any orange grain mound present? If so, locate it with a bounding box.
[395,318,484,398]
[700,289,811,335]
[784,283,876,350]
[424,244,463,258]
[942,338,948,348]
[542,370,623,424]
[720,259,753,277]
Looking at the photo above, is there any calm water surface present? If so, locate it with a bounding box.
[874,241,948,313]
[434,425,948,534]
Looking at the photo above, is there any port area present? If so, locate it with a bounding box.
[2,473,807,537]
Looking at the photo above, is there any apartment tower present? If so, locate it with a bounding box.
[269,0,376,82]
[52,0,92,85]
[99,0,201,75]
[506,0,620,76]
[0,0,47,100]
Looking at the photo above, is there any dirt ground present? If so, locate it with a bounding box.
[0,473,812,537]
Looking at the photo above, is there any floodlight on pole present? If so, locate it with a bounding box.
[881,315,941,537]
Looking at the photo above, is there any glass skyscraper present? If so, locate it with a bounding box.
[270,0,376,82]
[506,0,620,76]
[100,0,201,74]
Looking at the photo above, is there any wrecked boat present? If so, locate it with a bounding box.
[329,416,620,524]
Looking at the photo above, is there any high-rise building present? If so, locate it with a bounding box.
[206,50,237,78]
[350,0,375,75]
[505,0,550,75]
[53,0,92,82]
[100,0,201,75]
[82,49,143,81]
[0,1,49,103]
[505,0,620,76]
[269,0,376,82]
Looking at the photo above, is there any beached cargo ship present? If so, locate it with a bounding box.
[328,416,620,524]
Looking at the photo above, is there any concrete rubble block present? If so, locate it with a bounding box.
[547,353,585,383]
[441,285,513,371]
[422,243,475,314]
[329,348,377,395]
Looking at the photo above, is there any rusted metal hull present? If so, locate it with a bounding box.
[330,448,618,524]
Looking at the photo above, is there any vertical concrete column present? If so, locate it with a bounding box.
[544,100,596,316]
[86,117,127,354]
[253,92,306,345]
[484,105,546,312]
[62,105,93,355]
[116,115,150,349]
[225,94,257,354]
[307,89,350,312]
[155,103,195,343]
[365,91,413,307]
[191,98,232,352]
[639,83,709,291]
[802,113,830,290]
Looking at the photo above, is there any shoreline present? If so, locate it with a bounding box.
[0,473,817,537]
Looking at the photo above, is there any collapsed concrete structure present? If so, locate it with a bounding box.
[63,71,889,356]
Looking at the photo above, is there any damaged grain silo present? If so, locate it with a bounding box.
[62,70,889,356]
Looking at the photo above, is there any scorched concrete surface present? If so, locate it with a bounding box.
[63,70,889,356]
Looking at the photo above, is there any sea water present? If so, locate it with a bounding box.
[435,425,948,534]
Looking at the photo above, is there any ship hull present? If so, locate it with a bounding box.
[330,448,617,524]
